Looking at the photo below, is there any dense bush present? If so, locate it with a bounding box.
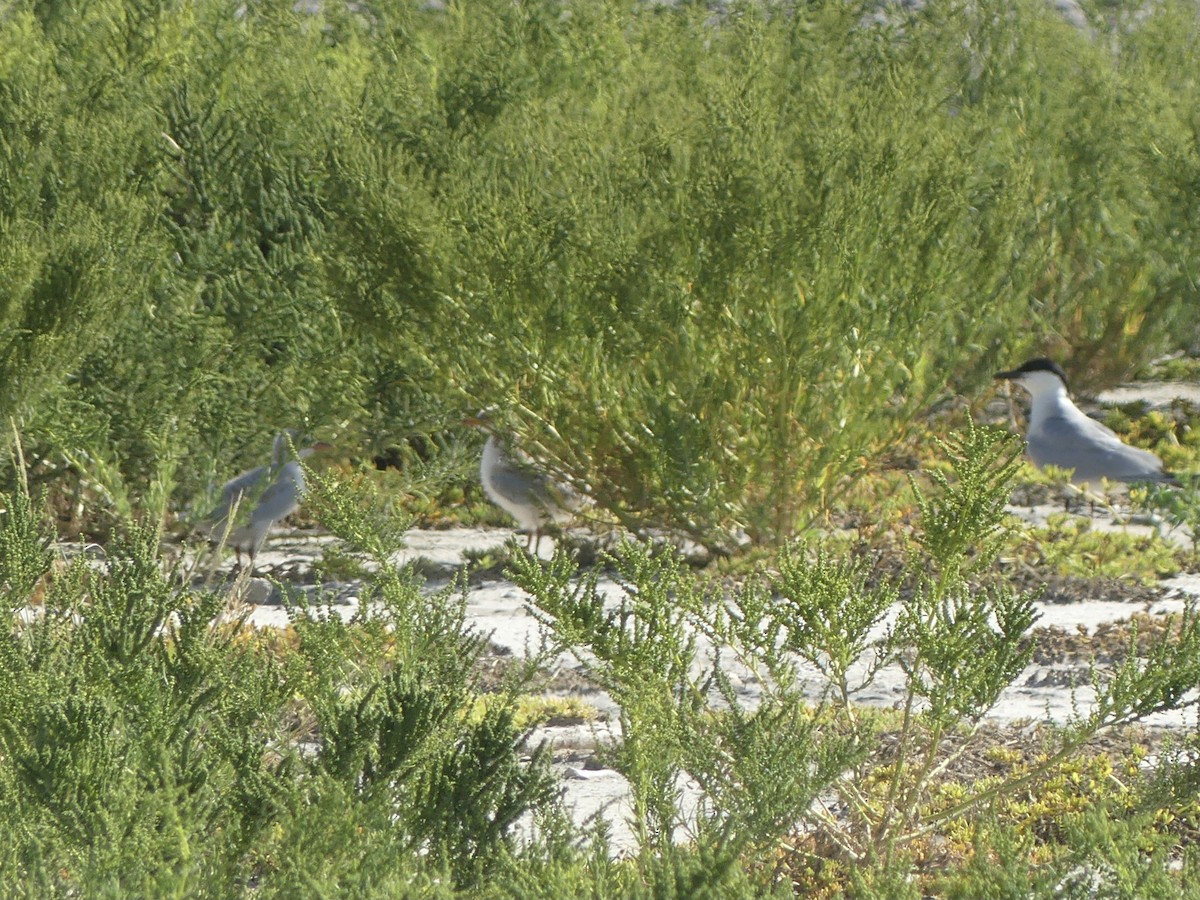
[8,6,1200,894]
[4,426,1200,895]
[1,0,1198,543]
[513,425,1200,884]
[0,468,560,895]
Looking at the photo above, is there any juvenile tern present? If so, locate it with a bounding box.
[465,414,580,552]
[208,432,331,568]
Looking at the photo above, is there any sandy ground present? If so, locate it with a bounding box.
[23,376,1193,854]
[213,496,1200,854]
[1097,381,1200,407]
[240,512,1197,723]
[112,377,1200,853]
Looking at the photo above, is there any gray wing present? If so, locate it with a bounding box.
[207,463,269,541]
[488,458,550,508]
[249,462,304,527]
[489,456,576,521]
[1029,414,1167,483]
[224,464,304,554]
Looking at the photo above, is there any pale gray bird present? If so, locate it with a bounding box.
[994,357,1176,488]
[465,414,580,553]
[208,432,330,568]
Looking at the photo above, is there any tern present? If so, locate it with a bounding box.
[208,431,331,569]
[465,413,580,553]
[994,357,1175,490]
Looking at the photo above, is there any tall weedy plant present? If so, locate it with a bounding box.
[514,423,1200,888]
[327,0,1200,549]
[0,455,559,894]
[277,466,559,888]
[4,0,1200,540]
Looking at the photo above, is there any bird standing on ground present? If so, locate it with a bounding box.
[465,413,580,553]
[208,431,330,569]
[994,357,1175,489]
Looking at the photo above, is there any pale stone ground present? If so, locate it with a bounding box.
[158,376,1200,854]
[222,504,1200,854]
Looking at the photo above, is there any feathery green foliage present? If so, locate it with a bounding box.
[0,469,557,894]
[0,0,1198,543]
[1,423,1200,894]
[515,424,1200,889]
[5,3,1200,894]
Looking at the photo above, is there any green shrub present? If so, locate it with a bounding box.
[514,424,1200,891]
[330,0,1200,547]
[0,463,559,895]
[2,0,1199,541]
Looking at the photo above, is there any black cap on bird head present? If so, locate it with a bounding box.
[993,357,1068,388]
